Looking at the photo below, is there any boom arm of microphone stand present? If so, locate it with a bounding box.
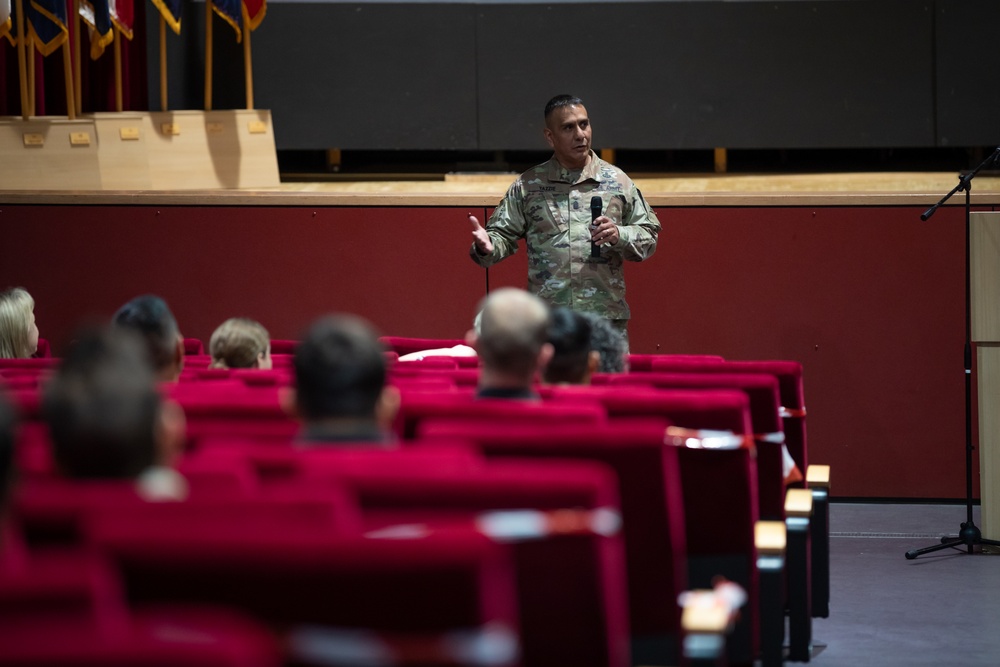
[922,146,1000,221]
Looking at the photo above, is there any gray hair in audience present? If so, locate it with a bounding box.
[0,287,36,359]
[476,288,551,378]
[209,318,270,369]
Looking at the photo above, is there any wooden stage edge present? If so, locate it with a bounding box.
[3,172,1000,208]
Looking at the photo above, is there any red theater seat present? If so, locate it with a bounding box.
[626,353,724,372]
[187,441,484,487]
[417,417,778,667]
[0,605,282,667]
[31,338,52,358]
[417,418,686,666]
[87,520,521,667]
[0,544,281,666]
[395,392,605,440]
[0,357,60,371]
[12,473,257,548]
[646,358,830,620]
[268,339,298,354]
[303,459,629,667]
[183,338,205,355]
[379,336,467,357]
[607,371,813,660]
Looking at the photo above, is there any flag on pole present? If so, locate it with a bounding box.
[211,0,241,42]
[79,0,113,58]
[109,0,133,39]
[151,0,180,34]
[28,0,69,55]
[1,0,12,44]
[243,0,264,32]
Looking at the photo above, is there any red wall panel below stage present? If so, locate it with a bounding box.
[0,203,978,499]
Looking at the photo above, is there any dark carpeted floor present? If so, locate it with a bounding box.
[808,502,1000,666]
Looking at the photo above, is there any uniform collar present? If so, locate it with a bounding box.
[546,151,602,185]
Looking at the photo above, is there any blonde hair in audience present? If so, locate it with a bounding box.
[209,318,271,369]
[0,287,36,359]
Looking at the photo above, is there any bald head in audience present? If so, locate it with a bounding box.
[469,288,553,399]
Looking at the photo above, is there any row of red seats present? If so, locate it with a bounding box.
[6,407,792,666]
[9,448,627,667]
[1,341,827,666]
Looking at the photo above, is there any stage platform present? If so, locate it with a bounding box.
[2,171,1000,207]
[2,170,1000,500]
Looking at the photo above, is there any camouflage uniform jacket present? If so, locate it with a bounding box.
[469,151,660,319]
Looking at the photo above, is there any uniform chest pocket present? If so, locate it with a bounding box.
[524,191,567,234]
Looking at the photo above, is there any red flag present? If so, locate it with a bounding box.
[243,0,264,32]
[110,0,132,40]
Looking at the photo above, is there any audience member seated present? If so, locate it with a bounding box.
[208,318,272,370]
[469,288,552,400]
[112,295,185,382]
[0,287,39,359]
[397,312,481,362]
[42,329,188,500]
[287,315,400,446]
[581,311,628,374]
[543,307,599,385]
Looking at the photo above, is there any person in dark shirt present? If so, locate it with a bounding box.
[42,328,188,500]
[469,288,553,400]
[288,314,399,445]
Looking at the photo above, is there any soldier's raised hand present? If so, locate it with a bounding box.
[468,214,494,256]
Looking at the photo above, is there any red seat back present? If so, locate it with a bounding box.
[395,392,606,440]
[650,358,808,472]
[608,372,785,519]
[417,418,685,664]
[88,521,521,664]
[379,337,467,356]
[309,459,628,667]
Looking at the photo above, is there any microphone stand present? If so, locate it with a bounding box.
[906,146,1000,560]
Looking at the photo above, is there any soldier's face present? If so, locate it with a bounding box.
[544,105,592,170]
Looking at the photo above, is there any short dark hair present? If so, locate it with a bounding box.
[43,328,162,479]
[112,295,180,374]
[0,392,16,508]
[544,94,585,120]
[294,315,386,421]
[544,308,593,384]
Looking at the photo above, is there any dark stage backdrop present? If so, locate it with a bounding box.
[144,0,1000,151]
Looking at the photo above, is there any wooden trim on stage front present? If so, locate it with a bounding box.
[2,190,999,208]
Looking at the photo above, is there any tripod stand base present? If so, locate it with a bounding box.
[905,522,1000,559]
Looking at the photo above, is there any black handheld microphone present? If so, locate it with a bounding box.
[590,196,603,258]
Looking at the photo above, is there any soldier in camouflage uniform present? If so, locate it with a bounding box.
[469,95,660,344]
